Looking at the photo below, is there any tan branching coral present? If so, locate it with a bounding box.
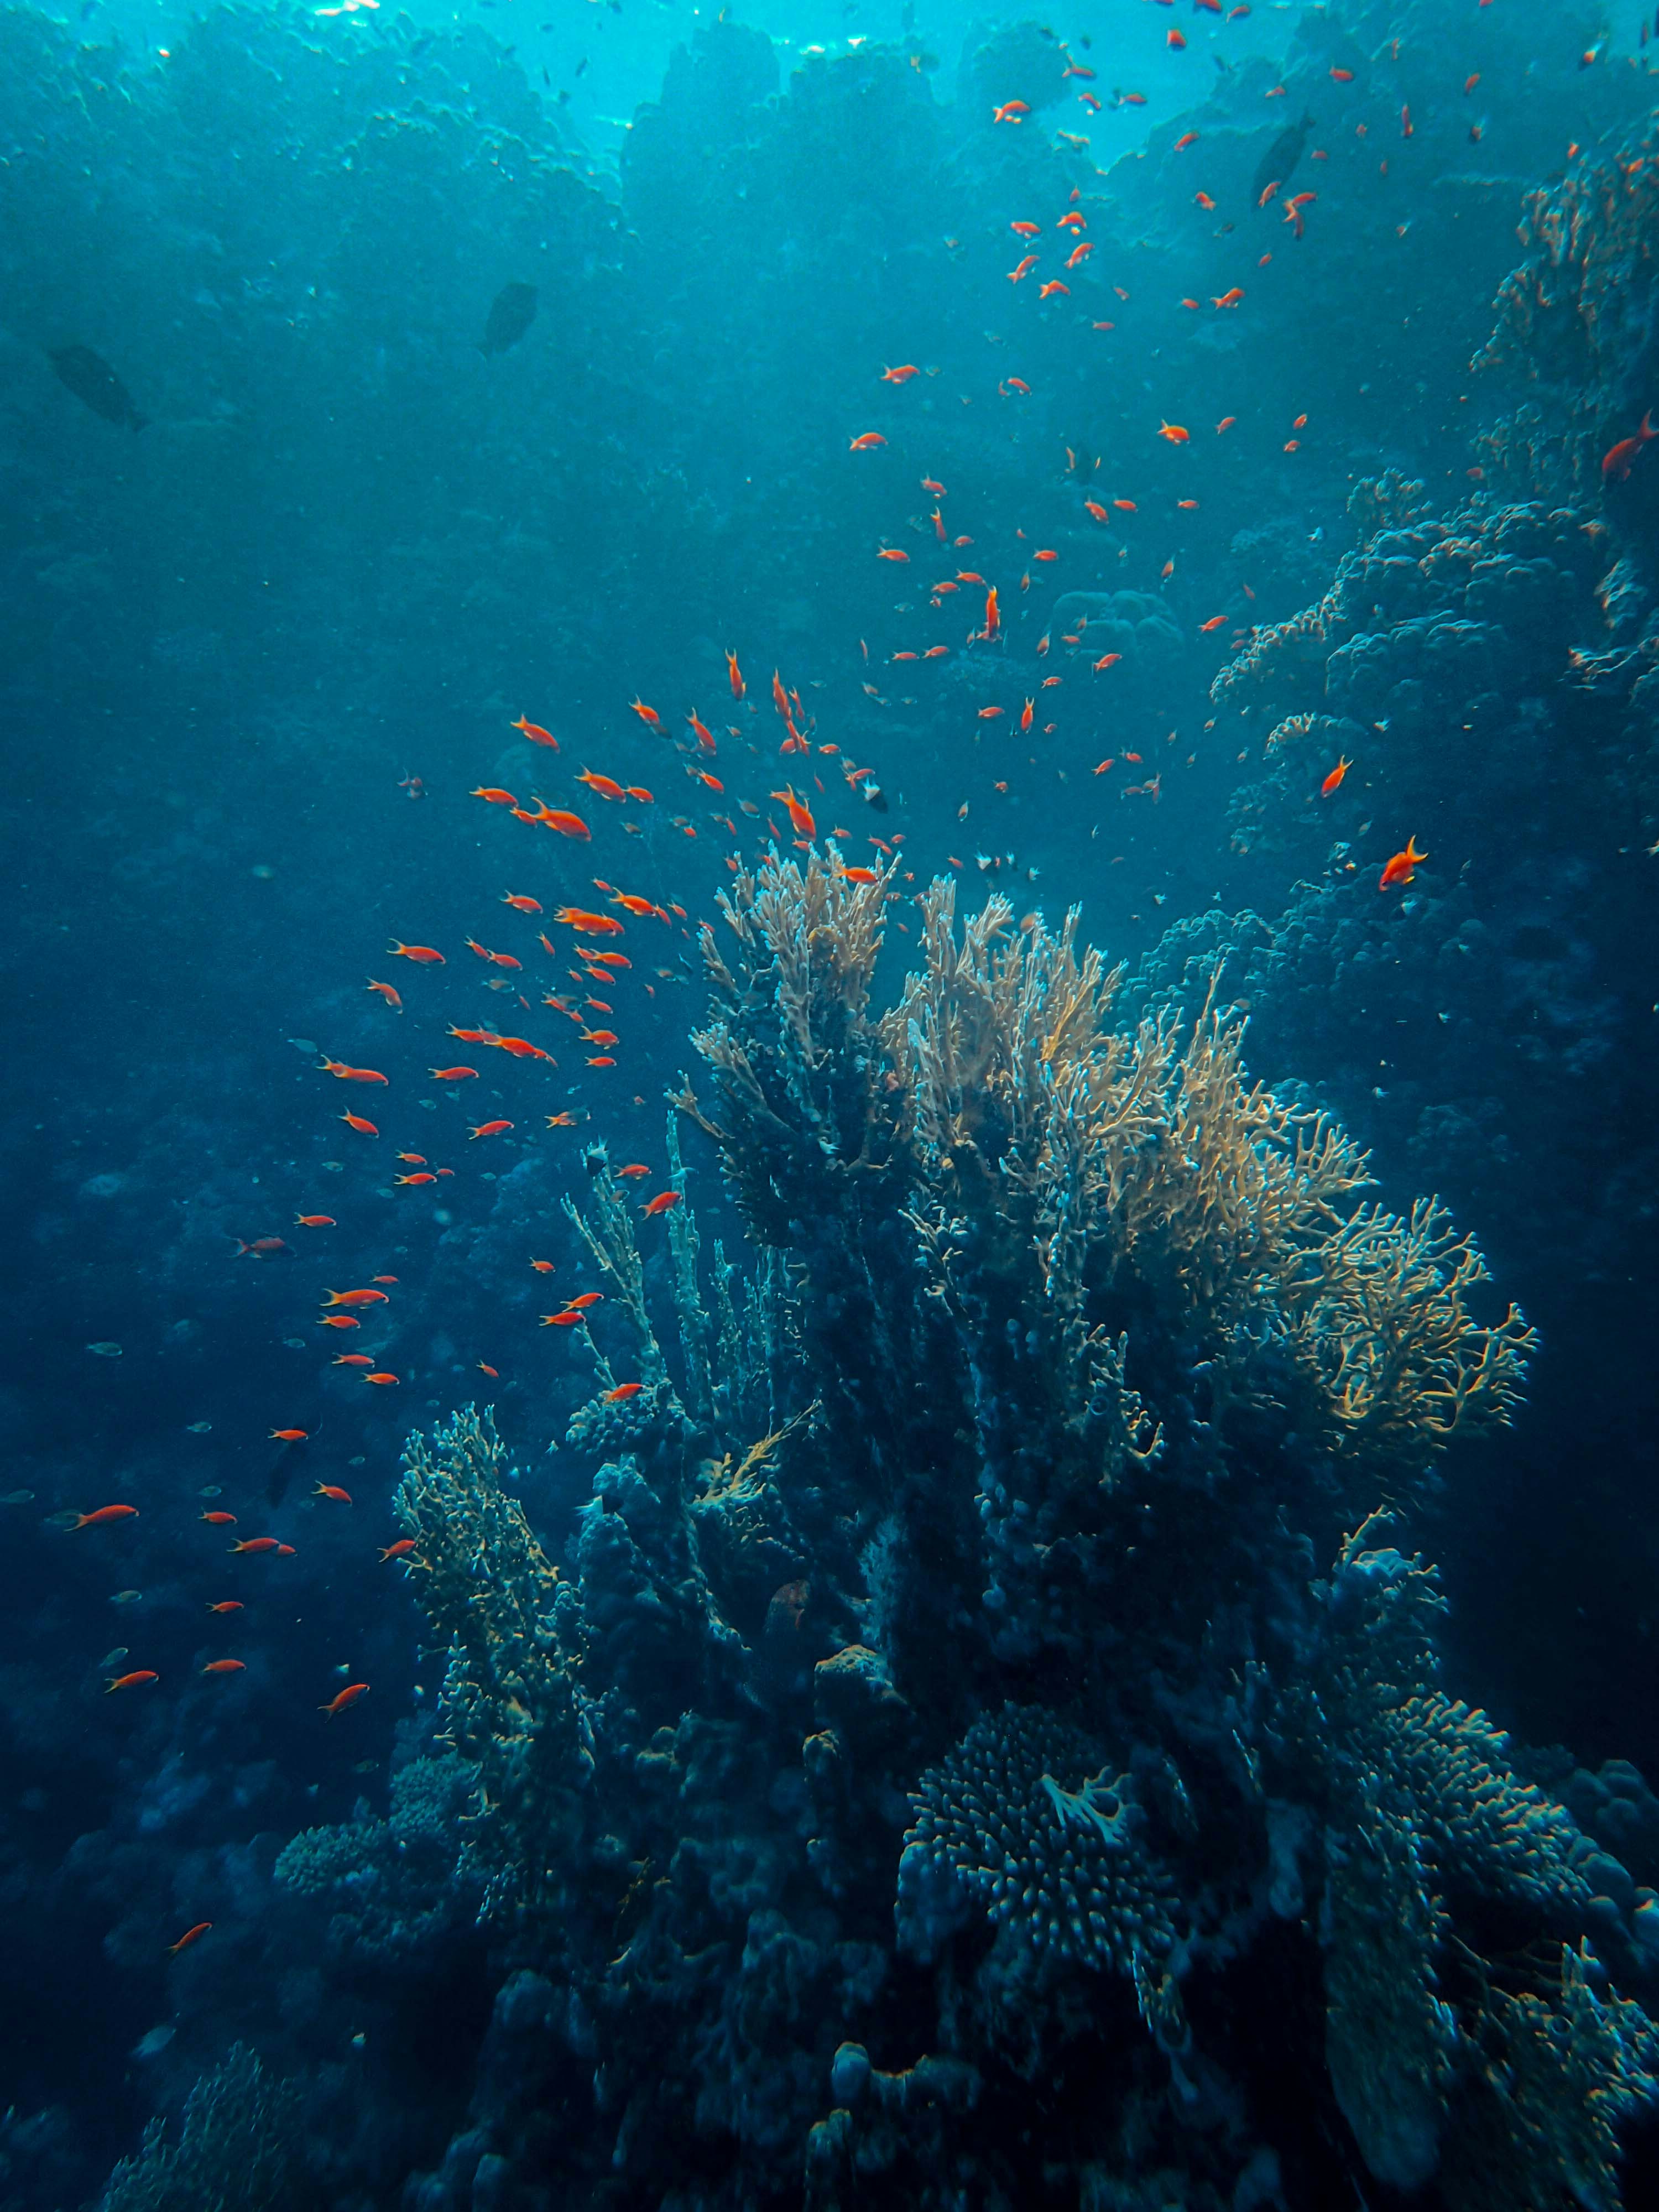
[1277,1197,1537,1476]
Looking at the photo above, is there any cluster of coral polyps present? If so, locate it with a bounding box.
[286,858,1657,2211]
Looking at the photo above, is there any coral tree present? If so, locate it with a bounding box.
[335,857,1652,2209]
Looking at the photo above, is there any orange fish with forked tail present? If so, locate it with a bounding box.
[1379,837,1427,889]
[770,787,816,839]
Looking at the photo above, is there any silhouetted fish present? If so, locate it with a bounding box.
[480,283,538,356]
[48,345,145,430]
[1249,113,1313,209]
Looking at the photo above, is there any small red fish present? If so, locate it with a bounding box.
[201,1658,246,1676]
[169,1922,213,1953]
[201,1510,238,1525]
[1321,756,1353,796]
[317,1058,387,1084]
[320,1682,370,1719]
[269,1428,310,1442]
[340,1112,378,1136]
[379,1540,418,1561]
[513,715,559,750]
[472,787,518,807]
[70,1504,138,1530]
[641,1190,684,1217]
[334,1354,375,1367]
[848,432,888,451]
[770,786,816,839]
[535,808,592,841]
[469,1120,514,1140]
[429,1066,479,1083]
[206,1601,243,1613]
[1198,615,1229,633]
[322,1288,388,1308]
[880,364,919,384]
[366,979,402,1008]
[106,1670,159,1693]
[295,1214,336,1227]
[230,1537,283,1554]
[363,1372,399,1386]
[1379,837,1427,889]
[603,1383,645,1402]
[314,1483,352,1503]
[1603,413,1657,481]
[726,649,745,699]
[555,907,625,935]
[617,1164,652,1179]
[1157,420,1190,444]
[502,893,542,914]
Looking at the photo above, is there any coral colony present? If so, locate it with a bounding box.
[234,857,1650,2209]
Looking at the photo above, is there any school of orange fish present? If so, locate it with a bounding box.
[72,1,1609,1960]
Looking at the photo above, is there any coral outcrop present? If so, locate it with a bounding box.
[266,854,1659,2210]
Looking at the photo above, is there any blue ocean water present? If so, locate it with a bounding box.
[4,0,1659,2201]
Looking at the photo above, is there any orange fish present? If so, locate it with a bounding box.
[641,1190,684,1217]
[1212,288,1245,309]
[1321,756,1353,796]
[992,99,1029,122]
[106,1670,158,1693]
[555,907,624,935]
[295,1214,336,1227]
[848,432,888,451]
[603,1382,644,1402]
[577,948,630,968]
[546,1111,579,1128]
[577,770,628,802]
[169,1922,213,1954]
[429,1066,479,1083]
[333,1354,374,1367]
[607,892,659,917]
[1037,280,1069,299]
[322,1288,388,1308]
[617,1164,651,1180]
[726,649,745,698]
[877,547,909,563]
[317,1314,360,1331]
[317,1058,387,1084]
[513,716,559,750]
[1603,413,1657,481]
[379,1540,418,1561]
[366,979,402,1008]
[1167,25,1186,45]
[70,1503,138,1530]
[1157,420,1190,444]
[1093,653,1122,671]
[625,786,655,803]
[586,1055,617,1067]
[565,1292,606,1310]
[1198,615,1229,633]
[394,1171,437,1186]
[686,711,716,750]
[541,1310,583,1327]
[983,585,1001,640]
[206,1601,243,1612]
[839,865,879,885]
[201,1658,246,1675]
[1010,219,1041,238]
[270,1427,310,1442]
[388,940,445,964]
[1019,698,1034,731]
[472,787,518,807]
[502,893,542,914]
[469,1120,513,1140]
[535,808,592,841]
[629,698,664,731]
[229,1536,282,1553]
[1195,191,1217,210]
[1379,837,1426,889]
[363,1373,399,1386]
[320,1683,369,1719]
[200,1510,238,1524]
[881,364,919,384]
[770,786,816,839]
[1216,416,1236,435]
[1007,254,1039,284]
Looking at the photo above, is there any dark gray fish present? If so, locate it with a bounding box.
[479,283,538,356]
[1249,113,1313,210]
[48,345,145,430]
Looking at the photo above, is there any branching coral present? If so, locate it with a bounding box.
[393,1408,591,1921]
[96,2046,303,2212]
[302,860,1653,2212]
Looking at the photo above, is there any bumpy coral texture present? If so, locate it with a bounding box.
[273,859,1655,2212]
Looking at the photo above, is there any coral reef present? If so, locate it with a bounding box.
[290,855,1659,2210]
[95,2044,304,2212]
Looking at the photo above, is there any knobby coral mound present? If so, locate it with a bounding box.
[279,857,1654,2210]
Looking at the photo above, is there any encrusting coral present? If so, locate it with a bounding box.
[281,854,1656,2211]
